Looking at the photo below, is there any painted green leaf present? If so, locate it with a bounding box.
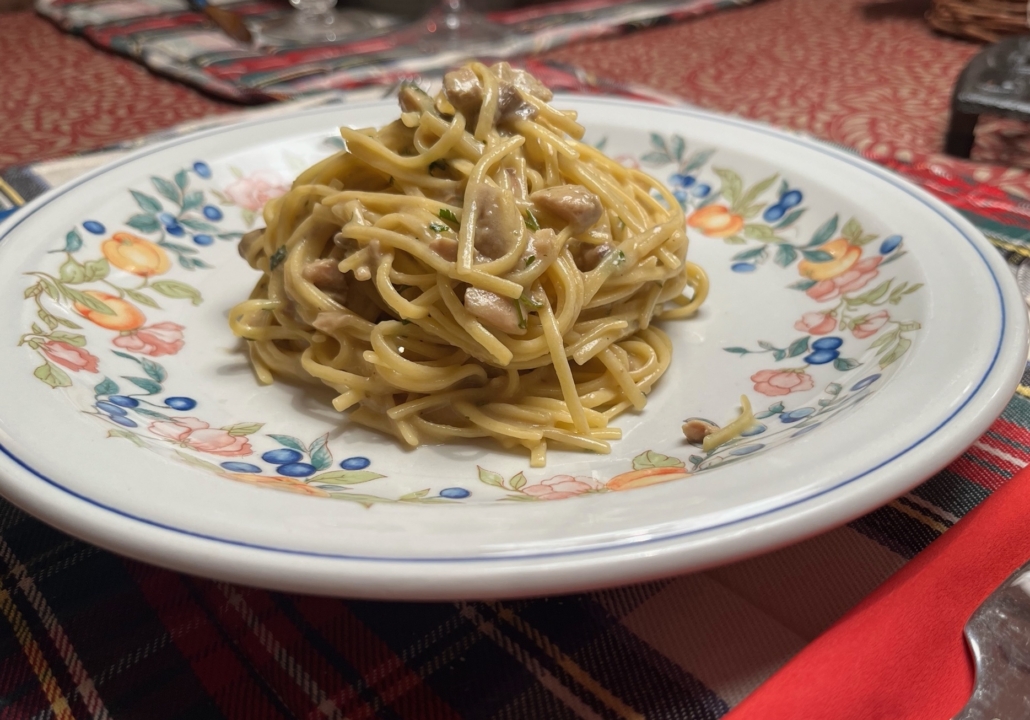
[63,229,83,253]
[176,450,223,474]
[217,232,243,240]
[833,357,860,371]
[897,321,921,332]
[509,472,527,491]
[787,336,810,358]
[774,244,798,267]
[124,287,160,309]
[268,434,306,453]
[478,467,504,487]
[841,217,863,243]
[133,407,170,420]
[904,283,923,295]
[241,208,256,227]
[682,149,715,175]
[124,376,161,395]
[152,176,181,204]
[174,169,189,190]
[689,454,704,466]
[24,283,42,299]
[632,450,686,470]
[670,134,685,162]
[738,174,779,212]
[107,429,145,446]
[54,316,81,329]
[309,433,332,471]
[182,191,204,211]
[399,489,430,501]
[732,246,766,262]
[757,340,775,350]
[879,337,912,369]
[800,249,833,262]
[723,235,747,245]
[789,279,817,291]
[851,279,892,305]
[807,214,839,247]
[311,470,385,485]
[826,382,842,396]
[150,279,203,306]
[131,190,162,214]
[59,257,86,284]
[112,350,142,364]
[870,330,899,351]
[223,422,263,437]
[126,213,161,233]
[34,362,70,388]
[769,402,786,413]
[772,349,787,361]
[649,132,668,152]
[179,218,217,233]
[83,258,109,282]
[63,286,114,315]
[724,347,750,354]
[94,377,120,396]
[775,208,806,229]
[713,168,743,207]
[38,310,58,330]
[743,224,778,242]
[49,331,86,347]
[141,357,166,383]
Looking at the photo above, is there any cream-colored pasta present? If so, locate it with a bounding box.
[229,62,708,467]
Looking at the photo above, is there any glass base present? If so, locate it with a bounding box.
[390,7,511,54]
[257,10,382,44]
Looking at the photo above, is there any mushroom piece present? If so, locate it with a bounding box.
[473,184,520,260]
[530,185,604,234]
[682,419,720,445]
[238,228,264,260]
[442,67,484,119]
[301,259,349,297]
[464,287,525,335]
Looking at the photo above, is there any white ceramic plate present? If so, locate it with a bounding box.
[0,97,1025,600]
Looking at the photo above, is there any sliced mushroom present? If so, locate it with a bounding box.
[442,67,484,119]
[473,184,519,260]
[577,242,613,272]
[530,185,603,234]
[302,259,348,298]
[464,287,525,335]
[682,419,719,444]
[429,236,458,262]
[238,228,264,260]
[506,228,561,285]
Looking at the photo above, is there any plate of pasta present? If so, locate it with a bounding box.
[0,63,1024,599]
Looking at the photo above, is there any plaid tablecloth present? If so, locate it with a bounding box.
[2,77,1030,720]
[36,0,753,102]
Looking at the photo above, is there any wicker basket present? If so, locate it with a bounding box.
[928,0,1030,43]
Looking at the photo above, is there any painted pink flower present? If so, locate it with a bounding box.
[806,256,883,302]
[853,310,890,339]
[794,312,836,335]
[112,322,185,357]
[223,170,290,212]
[751,368,815,397]
[148,417,252,456]
[523,474,601,501]
[41,340,99,373]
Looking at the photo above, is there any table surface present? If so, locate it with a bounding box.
[1,2,1024,719]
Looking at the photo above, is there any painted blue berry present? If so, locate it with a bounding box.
[166,223,184,237]
[278,462,316,478]
[340,456,370,470]
[202,205,223,220]
[762,204,786,223]
[670,173,696,188]
[192,234,214,246]
[740,423,767,437]
[157,212,177,227]
[850,374,882,392]
[107,395,139,408]
[220,462,261,473]
[729,444,764,456]
[804,349,839,365]
[673,188,688,205]
[193,161,212,178]
[880,235,903,255]
[812,336,844,351]
[83,220,105,234]
[96,401,127,416]
[109,415,138,428]
[164,396,197,411]
[262,448,303,465]
[439,487,471,499]
[792,422,823,438]
[731,262,757,273]
[692,183,711,198]
[780,407,816,423]
[779,190,803,208]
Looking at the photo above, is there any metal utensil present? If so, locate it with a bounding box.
[953,559,1030,720]
[190,0,252,44]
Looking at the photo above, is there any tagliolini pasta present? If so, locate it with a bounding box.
[229,62,708,467]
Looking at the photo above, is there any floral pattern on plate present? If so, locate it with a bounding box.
[16,133,926,503]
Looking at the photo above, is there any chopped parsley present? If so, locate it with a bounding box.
[513,298,526,330]
[524,255,536,267]
[519,292,543,309]
[439,208,459,224]
[269,246,287,271]
[429,221,449,233]
[523,209,540,231]
[400,319,412,325]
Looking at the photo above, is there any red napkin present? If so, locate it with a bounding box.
[725,463,1030,720]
